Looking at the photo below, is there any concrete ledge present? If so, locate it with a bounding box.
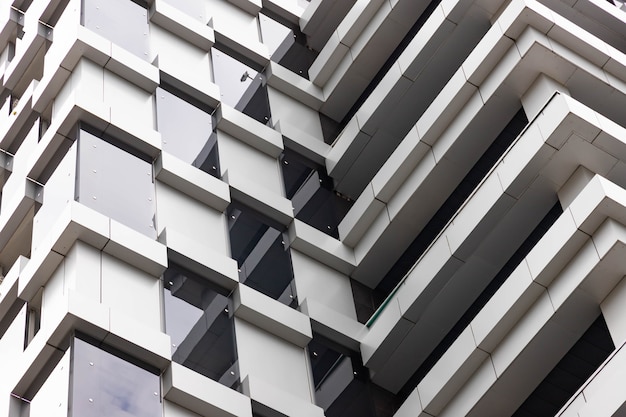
[33,24,158,118]
[300,298,365,351]
[357,90,626,391]
[242,374,325,417]
[308,30,350,86]
[234,285,312,347]
[159,69,221,109]
[150,0,215,51]
[263,0,306,24]
[227,0,262,15]
[558,339,626,417]
[164,362,253,417]
[34,81,162,162]
[275,119,329,166]
[0,82,37,151]
[266,62,324,110]
[159,227,240,291]
[19,202,167,302]
[155,152,231,212]
[225,169,294,226]
[287,219,356,275]
[338,183,386,247]
[105,43,160,92]
[216,105,284,158]
[418,327,489,415]
[0,256,28,325]
[0,178,42,253]
[11,289,171,397]
[103,219,168,278]
[406,175,626,417]
[0,6,19,48]
[213,30,270,69]
[26,129,74,183]
[3,22,51,91]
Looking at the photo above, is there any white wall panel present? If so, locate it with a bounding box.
[32,143,77,252]
[267,87,323,141]
[291,250,356,319]
[29,350,70,417]
[152,25,214,87]
[218,130,284,196]
[235,318,313,402]
[155,182,230,256]
[103,69,154,131]
[206,0,260,46]
[101,253,161,330]
[64,241,102,302]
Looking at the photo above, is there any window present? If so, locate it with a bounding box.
[75,127,157,238]
[280,149,352,238]
[211,47,271,125]
[163,264,239,388]
[81,0,150,60]
[228,203,296,306]
[155,86,220,177]
[70,335,162,417]
[24,289,42,349]
[308,335,398,417]
[259,13,318,79]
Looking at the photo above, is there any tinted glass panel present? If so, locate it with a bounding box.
[228,204,296,305]
[211,48,271,125]
[76,129,156,238]
[280,150,352,238]
[70,337,161,417]
[82,0,150,60]
[259,13,317,79]
[163,265,239,388]
[155,87,220,177]
[308,336,398,417]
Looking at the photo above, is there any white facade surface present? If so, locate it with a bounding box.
[1,0,626,416]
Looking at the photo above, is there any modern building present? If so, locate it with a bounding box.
[1,0,626,416]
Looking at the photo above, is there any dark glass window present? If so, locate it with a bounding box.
[163,264,240,389]
[81,0,150,60]
[360,108,530,324]
[513,315,615,417]
[227,203,296,306]
[259,13,318,79]
[75,127,156,238]
[280,149,352,239]
[308,335,398,417]
[211,47,271,125]
[24,289,42,349]
[70,336,161,417]
[155,86,220,178]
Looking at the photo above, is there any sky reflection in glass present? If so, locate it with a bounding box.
[71,337,161,417]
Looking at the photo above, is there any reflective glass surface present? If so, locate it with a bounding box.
[76,129,156,238]
[259,13,318,79]
[227,204,296,305]
[82,0,150,60]
[280,150,353,239]
[163,265,239,388]
[308,336,398,417]
[211,48,271,125]
[155,87,220,177]
[70,337,161,417]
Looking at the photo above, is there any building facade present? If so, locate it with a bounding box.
[1,0,626,416]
